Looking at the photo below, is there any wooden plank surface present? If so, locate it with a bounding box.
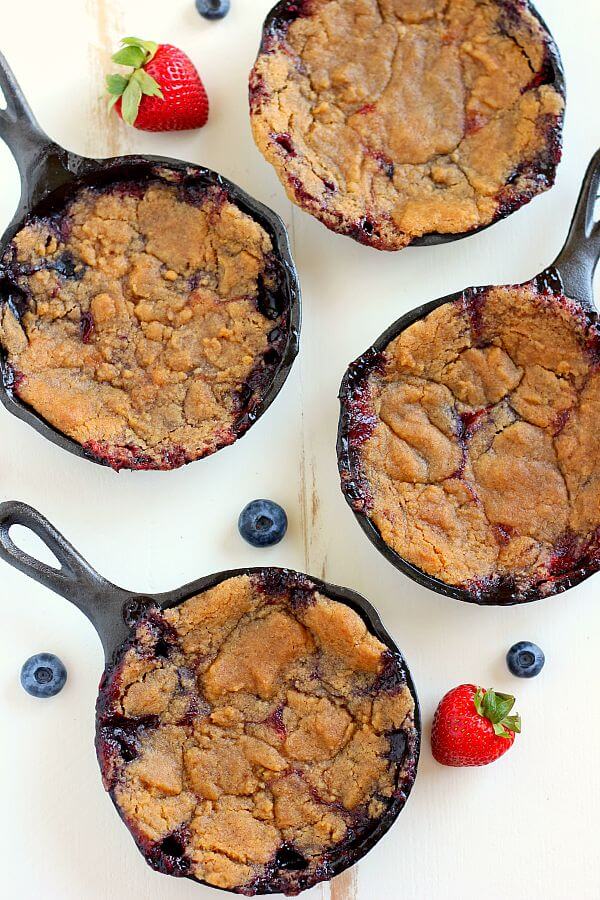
[85,0,130,159]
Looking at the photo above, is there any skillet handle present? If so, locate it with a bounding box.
[0,52,53,161]
[553,149,600,312]
[0,52,73,213]
[0,501,132,662]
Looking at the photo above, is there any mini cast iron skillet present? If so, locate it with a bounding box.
[0,53,301,469]
[338,150,600,606]
[0,500,421,894]
[253,0,565,249]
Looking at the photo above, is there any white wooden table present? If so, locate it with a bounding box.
[1,2,599,898]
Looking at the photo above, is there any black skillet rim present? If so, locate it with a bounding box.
[0,154,302,471]
[251,0,566,251]
[337,278,600,607]
[97,566,421,895]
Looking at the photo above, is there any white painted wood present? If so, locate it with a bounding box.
[0,2,598,899]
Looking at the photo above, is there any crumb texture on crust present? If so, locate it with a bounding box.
[96,574,417,894]
[0,181,287,469]
[344,281,600,597]
[250,0,564,250]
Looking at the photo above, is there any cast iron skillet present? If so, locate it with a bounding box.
[338,149,600,606]
[0,500,421,895]
[254,0,565,249]
[0,52,301,469]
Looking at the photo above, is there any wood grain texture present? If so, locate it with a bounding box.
[85,0,130,157]
[296,187,357,900]
[330,867,358,900]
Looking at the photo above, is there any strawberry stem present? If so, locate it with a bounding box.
[106,36,164,126]
[473,688,521,739]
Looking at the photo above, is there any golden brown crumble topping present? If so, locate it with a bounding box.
[0,181,286,469]
[250,0,564,250]
[344,281,600,596]
[96,574,417,893]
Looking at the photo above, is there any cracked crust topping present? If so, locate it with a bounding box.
[340,279,600,600]
[0,180,290,470]
[96,573,418,894]
[250,0,564,250]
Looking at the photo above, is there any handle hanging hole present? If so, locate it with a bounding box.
[10,524,61,571]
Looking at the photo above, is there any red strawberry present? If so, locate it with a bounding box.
[431,684,521,767]
[106,37,209,132]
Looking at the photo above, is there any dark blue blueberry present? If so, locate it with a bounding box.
[196,0,230,20]
[238,499,287,547]
[274,845,308,872]
[387,730,407,763]
[20,653,67,698]
[50,253,83,280]
[506,641,545,678]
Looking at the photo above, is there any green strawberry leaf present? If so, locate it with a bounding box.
[133,68,164,99]
[481,689,515,724]
[495,691,516,704]
[106,73,129,96]
[473,688,521,739]
[504,715,522,734]
[473,687,486,718]
[491,694,515,723]
[121,37,159,63]
[121,78,143,126]
[492,723,511,738]
[111,45,147,68]
[106,36,164,125]
[481,690,498,723]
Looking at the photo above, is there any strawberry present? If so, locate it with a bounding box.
[431,684,521,767]
[106,37,209,132]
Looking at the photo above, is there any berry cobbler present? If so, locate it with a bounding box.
[250,0,564,250]
[96,572,418,894]
[339,279,600,601]
[0,178,291,470]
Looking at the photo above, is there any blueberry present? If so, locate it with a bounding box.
[238,499,287,547]
[196,0,230,20]
[274,845,308,871]
[506,641,545,678]
[20,653,67,698]
[50,253,82,280]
